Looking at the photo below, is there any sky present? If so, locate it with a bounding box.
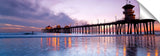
[0,0,140,32]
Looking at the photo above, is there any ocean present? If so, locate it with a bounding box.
[0,32,160,56]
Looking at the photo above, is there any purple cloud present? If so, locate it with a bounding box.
[0,0,77,32]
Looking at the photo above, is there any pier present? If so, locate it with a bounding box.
[69,19,155,35]
[42,4,156,35]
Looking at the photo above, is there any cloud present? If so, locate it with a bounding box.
[0,23,42,32]
[0,0,76,32]
[2,24,25,28]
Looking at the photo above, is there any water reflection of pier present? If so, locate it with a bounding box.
[40,36,158,49]
[40,36,159,56]
[116,36,159,56]
[40,37,72,51]
[116,36,157,48]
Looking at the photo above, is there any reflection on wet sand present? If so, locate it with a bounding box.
[64,37,67,48]
[68,37,72,48]
[52,37,56,50]
[40,35,159,56]
[155,48,159,56]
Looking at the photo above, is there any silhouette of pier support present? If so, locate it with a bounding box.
[152,21,155,34]
[103,25,105,34]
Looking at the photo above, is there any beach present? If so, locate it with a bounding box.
[0,33,160,56]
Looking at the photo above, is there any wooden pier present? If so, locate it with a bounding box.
[69,19,155,35]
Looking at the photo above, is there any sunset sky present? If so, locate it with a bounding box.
[0,0,158,32]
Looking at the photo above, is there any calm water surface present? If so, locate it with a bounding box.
[0,35,160,56]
